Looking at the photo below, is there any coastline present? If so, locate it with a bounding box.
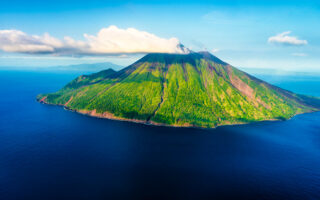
[37,97,317,129]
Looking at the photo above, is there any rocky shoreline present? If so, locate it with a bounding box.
[37,97,306,129]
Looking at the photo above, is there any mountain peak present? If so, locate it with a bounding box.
[176,43,191,54]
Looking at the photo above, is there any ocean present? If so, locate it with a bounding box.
[0,70,320,200]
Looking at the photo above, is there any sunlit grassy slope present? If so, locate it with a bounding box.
[37,52,320,128]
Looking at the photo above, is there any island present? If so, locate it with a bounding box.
[37,51,320,128]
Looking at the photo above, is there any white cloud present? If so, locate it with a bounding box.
[0,30,55,53]
[268,31,308,46]
[0,26,189,56]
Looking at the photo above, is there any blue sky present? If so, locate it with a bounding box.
[1,0,320,72]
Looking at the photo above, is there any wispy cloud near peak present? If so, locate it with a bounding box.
[268,31,308,46]
[0,26,189,56]
[211,48,220,53]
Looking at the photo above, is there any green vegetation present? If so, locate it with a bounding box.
[37,52,320,128]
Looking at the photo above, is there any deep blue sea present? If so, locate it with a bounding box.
[0,70,320,200]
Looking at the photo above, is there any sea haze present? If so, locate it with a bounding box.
[0,70,320,199]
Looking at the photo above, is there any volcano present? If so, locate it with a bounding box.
[37,51,320,128]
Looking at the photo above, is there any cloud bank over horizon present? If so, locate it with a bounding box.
[0,26,189,56]
[268,31,308,46]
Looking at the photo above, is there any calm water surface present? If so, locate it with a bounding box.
[0,71,320,200]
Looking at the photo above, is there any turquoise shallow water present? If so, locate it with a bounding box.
[0,71,320,200]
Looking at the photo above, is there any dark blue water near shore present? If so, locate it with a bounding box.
[0,71,320,200]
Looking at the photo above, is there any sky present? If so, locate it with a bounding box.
[0,0,320,72]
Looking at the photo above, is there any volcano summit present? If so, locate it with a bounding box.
[37,51,320,128]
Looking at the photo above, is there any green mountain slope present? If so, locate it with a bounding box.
[37,52,320,128]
